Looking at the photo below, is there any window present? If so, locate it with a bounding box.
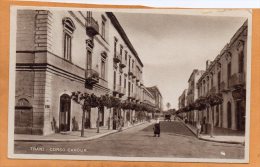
[63,18,75,61]
[239,51,244,73]
[211,76,213,89]
[120,45,123,60]
[124,77,126,88]
[227,62,232,87]
[101,15,106,39]
[113,71,116,90]
[114,37,118,57]
[119,75,122,86]
[64,33,72,61]
[218,71,221,91]
[125,51,128,61]
[101,59,106,79]
[86,50,92,70]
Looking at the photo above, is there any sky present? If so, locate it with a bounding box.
[114,10,248,110]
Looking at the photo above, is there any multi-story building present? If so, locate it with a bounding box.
[196,20,247,131]
[146,86,163,112]
[178,89,188,119]
[186,69,204,125]
[142,87,156,117]
[14,10,145,135]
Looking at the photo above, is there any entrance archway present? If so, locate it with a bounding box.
[59,94,71,132]
[15,98,33,134]
[227,101,232,128]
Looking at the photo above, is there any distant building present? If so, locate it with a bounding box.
[178,89,188,119]
[178,89,188,109]
[146,86,163,112]
[186,69,204,125]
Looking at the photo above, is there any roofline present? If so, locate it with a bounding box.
[197,20,248,84]
[106,12,144,67]
[146,86,163,97]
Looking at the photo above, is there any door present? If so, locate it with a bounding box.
[85,108,91,128]
[59,94,71,132]
[227,102,232,129]
[99,107,105,126]
[236,101,245,131]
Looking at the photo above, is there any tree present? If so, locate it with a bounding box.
[71,91,97,137]
[166,102,171,111]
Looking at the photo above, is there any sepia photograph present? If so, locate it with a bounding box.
[8,6,251,162]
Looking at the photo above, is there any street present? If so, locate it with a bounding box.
[14,121,244,159]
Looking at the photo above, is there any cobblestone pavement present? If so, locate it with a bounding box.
[14,121,244,159]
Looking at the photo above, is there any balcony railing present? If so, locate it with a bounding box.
[209,86,216,94]
[119,86,126,96]
[119,58,126,68]
[113,52,121,63]
[113,84,120,94]
[219,81,229,92]
[229,73,245,88]
[86,16,99,37]
[128,69,133,76]
[85,69,99,85]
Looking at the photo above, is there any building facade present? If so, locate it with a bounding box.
[196,20,247,131]
[186,69,204,125]
[14,10,146,135]
[146,86,163,112]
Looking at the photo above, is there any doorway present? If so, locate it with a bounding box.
[227,101,232,129]
[59,94,71,132]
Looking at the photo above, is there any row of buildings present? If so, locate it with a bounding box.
[15,10,163,135]
[178,20,247,132]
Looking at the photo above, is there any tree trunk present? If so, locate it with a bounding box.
[81,109,86,137]
[97,108,100,133]
[108,108,111,130]
[210,106,214,138]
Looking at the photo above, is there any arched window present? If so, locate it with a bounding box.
[62,17,75,61]
[15,98,33,132]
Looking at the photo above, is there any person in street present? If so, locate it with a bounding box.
[153,118,160,137]
[196,121,202,137]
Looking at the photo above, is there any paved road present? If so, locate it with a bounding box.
[14,121,244,159]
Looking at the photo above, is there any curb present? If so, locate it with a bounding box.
[14,122,148,142]
[177,118,244,145]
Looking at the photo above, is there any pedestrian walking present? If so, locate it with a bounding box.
[153,118,160,137]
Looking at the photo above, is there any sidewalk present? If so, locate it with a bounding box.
[178,118,245,145]
[14,121,149,142]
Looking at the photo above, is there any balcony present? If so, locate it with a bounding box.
[113,52,121,63]
[86,16,99,37]
[113,84,120,94]
[136,77,140,82]
[119,59,126,68]
[209,86,216,94]
[85,69,99,86]
[229,73,245,89]
[119,86,126,96]
[128,70,133,76]
[219,81,230,93]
